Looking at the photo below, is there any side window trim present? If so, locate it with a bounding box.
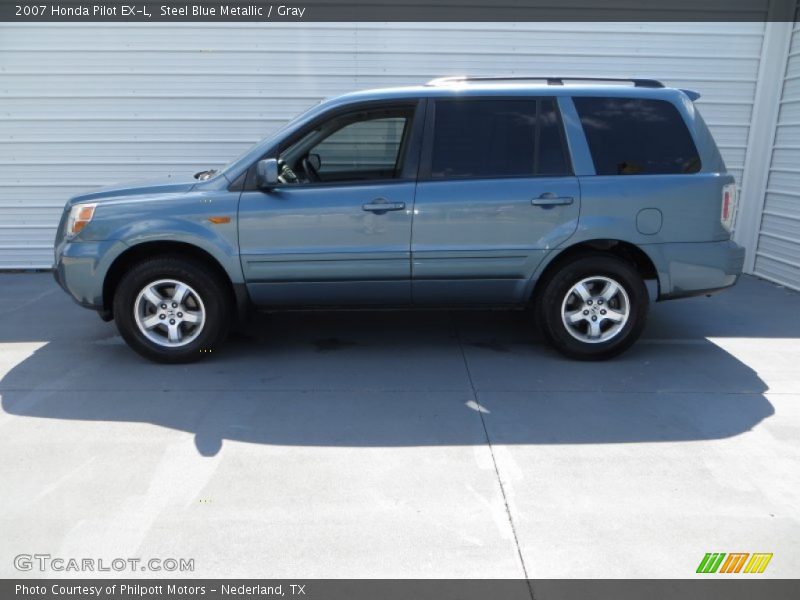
[557,96,596,177]
[418,95,574,182]
[537,97,574,177]
[400,98,426,180]
[418,98,436,181]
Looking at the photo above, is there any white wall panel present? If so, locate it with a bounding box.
[754,10,800,290]
[0,21,766,267]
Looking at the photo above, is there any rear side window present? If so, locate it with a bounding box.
[429,98,570,179]
[573,97,701,175]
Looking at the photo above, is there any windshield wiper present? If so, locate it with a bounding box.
[193,169,218,180]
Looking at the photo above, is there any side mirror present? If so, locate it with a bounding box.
[255,158,279,188]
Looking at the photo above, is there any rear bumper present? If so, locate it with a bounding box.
[648,240,745,300]
[53,239,128,310]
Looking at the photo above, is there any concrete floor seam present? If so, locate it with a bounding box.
[449,311,535,598]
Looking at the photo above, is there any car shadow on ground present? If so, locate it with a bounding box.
[1,274,792,456]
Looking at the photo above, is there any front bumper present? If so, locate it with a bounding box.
[53,239,128,309]
[648,239,746,300]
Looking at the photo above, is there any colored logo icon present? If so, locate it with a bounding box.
[697,553,773,574]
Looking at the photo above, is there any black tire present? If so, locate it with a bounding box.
[113,256,231,363]
[535,254,648,360]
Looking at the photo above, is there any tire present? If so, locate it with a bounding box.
[535,254,648,360]
[113,256,231,363]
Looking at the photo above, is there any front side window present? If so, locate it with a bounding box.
[277,107,413,185]
[573,97,701,175]
[429,98,570,179]
[313,117,407,175]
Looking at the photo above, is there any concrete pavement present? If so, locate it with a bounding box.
[0,273,798,578]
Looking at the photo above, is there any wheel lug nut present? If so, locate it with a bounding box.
[597,299,603,305]
[177,312,183,318]
[600,309,606,315]
[583,310,590,315]
[591,316,597,321]
[160,303,167,309]
[159,314,165,320]
[169,319,176,325]
[172,302,178,308]
[587,299,593,306]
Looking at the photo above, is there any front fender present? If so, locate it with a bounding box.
[104,217,244,285]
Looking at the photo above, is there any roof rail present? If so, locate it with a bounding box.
[426,76,665,88]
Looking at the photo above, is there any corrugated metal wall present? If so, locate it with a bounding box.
[755,12,800,290]
[0,21,766,268]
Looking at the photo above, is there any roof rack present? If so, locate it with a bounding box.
[426,76,664,88]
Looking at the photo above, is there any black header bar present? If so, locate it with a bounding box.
[1,0,798,22]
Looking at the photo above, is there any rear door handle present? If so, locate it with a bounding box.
[362,199,406,213]
[532,193,574,206]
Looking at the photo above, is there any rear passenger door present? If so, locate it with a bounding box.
[411,97,580,304]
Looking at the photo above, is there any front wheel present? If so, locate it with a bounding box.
[113,257,231,363]
[535,254,648,360]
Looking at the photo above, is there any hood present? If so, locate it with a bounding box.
[68,177,199,205]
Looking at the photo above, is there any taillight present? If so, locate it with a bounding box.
[721,183,737,233]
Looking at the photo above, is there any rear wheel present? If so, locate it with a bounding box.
[536,254,648,360]
[113,257,231,363]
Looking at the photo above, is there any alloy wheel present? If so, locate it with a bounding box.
[560,275,630,343]
[133,279,206,347]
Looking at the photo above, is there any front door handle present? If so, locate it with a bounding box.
[362,199,406,213]
[532,193,574,207]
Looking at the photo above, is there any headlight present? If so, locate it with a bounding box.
[66,203,97,237]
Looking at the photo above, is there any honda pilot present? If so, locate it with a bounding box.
[53,76,745,362]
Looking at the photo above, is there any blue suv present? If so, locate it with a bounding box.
[53,76,745,362]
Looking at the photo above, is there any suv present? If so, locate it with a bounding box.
[53,76,744,363]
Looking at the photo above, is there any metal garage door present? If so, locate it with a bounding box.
[0,20,768,268]
[754,13,800,291]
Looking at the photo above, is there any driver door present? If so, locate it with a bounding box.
[238,100,423,307]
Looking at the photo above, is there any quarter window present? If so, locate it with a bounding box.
[573,97,701,175]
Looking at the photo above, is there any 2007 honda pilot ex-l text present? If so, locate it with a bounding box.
[53,76,745,363]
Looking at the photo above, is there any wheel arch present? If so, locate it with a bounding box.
[102,241,248,321]
[530,239,659,302]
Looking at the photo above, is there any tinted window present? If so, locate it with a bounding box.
[573,97,701,175]
[430,99,570,179]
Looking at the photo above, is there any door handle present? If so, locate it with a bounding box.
[532,193,574,207]
[362,200,406,213]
